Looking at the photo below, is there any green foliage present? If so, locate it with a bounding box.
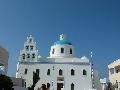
[0,74,13,90]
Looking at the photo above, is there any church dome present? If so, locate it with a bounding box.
[54,40,72,45]
[53,34,72,45]
[49,34,75,58]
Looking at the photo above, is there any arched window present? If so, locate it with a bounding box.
[71,69,75,75]
[30,46,33,50]
[24,68,28,74]
[47,69,50,75]
[22,54,25,59]
[71,83,74,90]
[70,48,72,54]
[61,48,64,53]
[83,69,87,75]
[27,54,30,58]
[24,82,26,87]
[52,48,54,54]
[29,38,32,43]
[59,69,63,75]
[32,53,35,58]
[26,46,29,50]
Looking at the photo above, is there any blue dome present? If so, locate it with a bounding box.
[54,40,72,45]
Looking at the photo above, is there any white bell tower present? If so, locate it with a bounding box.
[19,35,40,62]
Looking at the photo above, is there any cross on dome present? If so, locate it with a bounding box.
[53,34,72,45]
[60,34,66,40]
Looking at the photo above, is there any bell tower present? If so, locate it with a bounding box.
[19,35,39,62]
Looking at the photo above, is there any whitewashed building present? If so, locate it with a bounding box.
[108,59,120,90]
[100,78,108,90]
[16,34,97,90]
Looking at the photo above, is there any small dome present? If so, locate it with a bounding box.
[53,34,72,45]
[54,40,72,45]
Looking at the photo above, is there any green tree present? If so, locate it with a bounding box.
[0,74,13,90]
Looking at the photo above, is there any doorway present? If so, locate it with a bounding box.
[57,83,63,90]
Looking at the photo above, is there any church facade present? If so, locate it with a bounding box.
[16,34,98,90]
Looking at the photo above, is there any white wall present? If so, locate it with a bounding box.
[50,45,74,58]
[16,61,92,90]
[13,86,28,90]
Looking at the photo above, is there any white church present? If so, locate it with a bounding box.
[16,34,100,90]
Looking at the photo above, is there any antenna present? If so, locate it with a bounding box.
[90,50,94,88]
[91,51,93,58]
[91,51,93,66]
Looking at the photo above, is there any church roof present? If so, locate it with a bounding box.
[53,40,72,45]
[53,34,72,45]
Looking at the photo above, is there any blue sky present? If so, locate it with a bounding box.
[0,0,120,78]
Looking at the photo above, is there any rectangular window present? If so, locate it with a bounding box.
[83,69,87,75]
[59,69,63,75]
[26,46,29,50]
[71,69,75,76]
[116,69,119,73]
[24,82,26,87]
[22,54,25,59]
[110,68,114,74]
[29,39,32,43]
[30,46,33,50]
[24,69,28,74]
[47,83,50,89]
[52,49,54,54]
[32,53,35,58]
[71,83,74,90]
[27,54,30,58]
[47,69,50,75]
[115,66,120,73]
[61,48,64,53]
[70,48,72,54]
